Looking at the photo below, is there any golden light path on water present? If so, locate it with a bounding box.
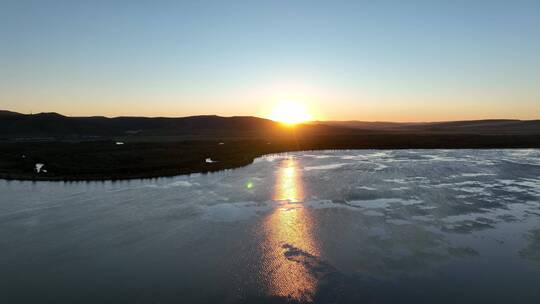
[259,157,320,302]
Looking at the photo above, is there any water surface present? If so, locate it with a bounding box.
[1,150,540,303]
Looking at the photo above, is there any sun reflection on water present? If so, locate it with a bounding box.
[259,157,320,301]
[273,158,304,203]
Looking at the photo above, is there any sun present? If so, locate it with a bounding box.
[269,101,312,125]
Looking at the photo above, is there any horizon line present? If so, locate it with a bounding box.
[2,109,539,124]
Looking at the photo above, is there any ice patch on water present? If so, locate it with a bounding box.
[496,179,540,195]
[357,186,377,191]
[392,187,410,191]
[147,180,200,189]
[170,180,197,187]
[303,154,337,159]
[306,200,340,209]
[304,163,349,171]
[383,178,409,184]
[348,198,423,209]
[516,178,540,188]
[374,164,389,171]
[460,186,490,194]
[461,173,497,177]
[305,200,359,211]
[424,154,464,162]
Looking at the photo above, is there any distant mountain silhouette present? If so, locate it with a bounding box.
[0,111,283,138]
[316,119,540,135]
[1,110,539,139]
[0,110,24,116]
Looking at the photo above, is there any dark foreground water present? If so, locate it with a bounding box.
[1,149,540,303]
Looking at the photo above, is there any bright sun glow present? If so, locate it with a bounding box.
[269,101,312,125]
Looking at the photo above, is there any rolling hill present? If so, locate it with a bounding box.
[0,111,285,139]
[314,119,540,135]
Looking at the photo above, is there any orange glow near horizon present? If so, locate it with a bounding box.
[7,99,540,122]
[268,101,312,125]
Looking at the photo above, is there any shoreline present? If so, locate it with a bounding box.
[2,142,539,182]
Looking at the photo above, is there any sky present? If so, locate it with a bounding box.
[1,0,539,121]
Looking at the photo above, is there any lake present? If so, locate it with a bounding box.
[1,149,540,303]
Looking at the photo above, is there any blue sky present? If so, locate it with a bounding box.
[1,0,539,121]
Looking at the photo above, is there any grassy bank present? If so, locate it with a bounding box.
[1,133,540,181]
